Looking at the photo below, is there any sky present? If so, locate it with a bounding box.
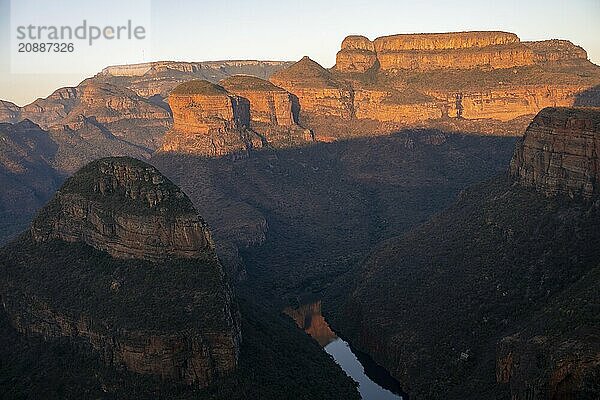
[1,0,599,106]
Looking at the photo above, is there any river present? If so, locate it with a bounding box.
[284,301,406,400]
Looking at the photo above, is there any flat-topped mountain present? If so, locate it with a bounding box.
[510,107,600,199]
[337,31,533,72]
[264,31,600,140]
[97,60,293,98]
[326,107,600,399]
[161,80,262,157]
[1,157,241,387]
[219,75,313,147]
[161,78,313,156]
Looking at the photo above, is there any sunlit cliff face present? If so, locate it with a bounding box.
[284,301,337,347]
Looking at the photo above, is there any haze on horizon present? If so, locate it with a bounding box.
[0,0,599,105]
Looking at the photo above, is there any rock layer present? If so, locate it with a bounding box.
[31,157,214,261]
[220,75,313,147]
[335,31,534,73]
[1,157,241,388]
[161,80,262,156]
[510,107,600,198]
[270,57,353,119]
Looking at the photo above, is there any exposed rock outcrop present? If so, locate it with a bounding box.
[524,39,588,63]
[335,31,534,73]
[220,75,313,147]
[220,75,297,126]
[97,60,293,98]
[1,157,241,388]
[335,35,378,73]
[160,80,262,156]
[31,157,214,261]
[510,107,600,198]
[270,57,353,119]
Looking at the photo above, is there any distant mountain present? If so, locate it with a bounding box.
[0,60,293,173]
[326,107,600,399]
[270,32,600,139]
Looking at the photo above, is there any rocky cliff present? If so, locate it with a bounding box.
[220,75,313,147]
[510,107,600,199]
[270,56,354,119]
[0,157,241,387]
[160,80,262,157]
[336,31,533,73]
[97,60,293,98]
[31,157,215,261]
[326,108,600,399]
[266,31,600,140]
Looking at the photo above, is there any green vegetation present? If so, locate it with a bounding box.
[0,292,359,400]
[1,234,228,332]
[326,176,600,399]
[220,75,285,92]
[52,157,197,217]
[171,80,229,96]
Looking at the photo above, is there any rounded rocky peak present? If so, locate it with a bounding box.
[220,75,285,92]
[171,80,229,96]
[55,156,196,215]
[270,56,337,87]
[341,35,374,52]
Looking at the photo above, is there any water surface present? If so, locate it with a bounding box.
[285,301,405,400]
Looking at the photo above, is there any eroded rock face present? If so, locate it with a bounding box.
[1,157,241,387]
[510,107,600,199]
[270,57,353,119]
[220,75,297,126]
[524,40,588,63]
[335,31,534,73]
[97,60,293,98]
[220,75,313,147]
[335,35,378,73]
[161,80,262,156]
[31,157,214,260]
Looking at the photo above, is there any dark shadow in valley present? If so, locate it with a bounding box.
[151,129,517,301]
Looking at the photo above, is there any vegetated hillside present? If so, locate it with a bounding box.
[0,156,360,399]
[153,131,516,300]
[326,176,600,399]
[0,120,64,244]
[0,294,359,400]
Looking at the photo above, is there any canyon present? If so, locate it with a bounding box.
[0,29,599,400]
[327,107,600,399]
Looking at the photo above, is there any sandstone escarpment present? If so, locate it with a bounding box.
[524,39,588,63]
[97,60,293,98]
[270,57,353,119]
[31,157,214,261]
[19,83,171,130]
[335,31,534,73]
[335,35,378,73]
[161,80,262,156]
[220,75,313,147]
[510,107,600,198]
[1,157,241,387]
[220,75,297,126]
